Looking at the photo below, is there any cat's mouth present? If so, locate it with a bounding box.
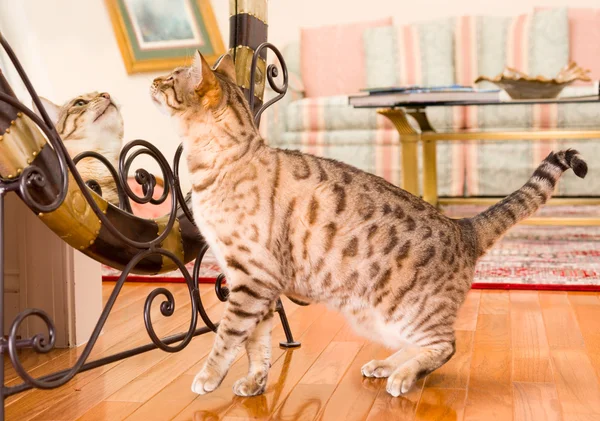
[93,102,116,123]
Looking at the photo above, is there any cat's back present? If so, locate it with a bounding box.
[274,147,453,231]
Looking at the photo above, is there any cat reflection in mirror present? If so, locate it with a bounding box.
[34,92,123,205]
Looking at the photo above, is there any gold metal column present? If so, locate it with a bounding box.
[378,108,439,206]
[377,108,420,197]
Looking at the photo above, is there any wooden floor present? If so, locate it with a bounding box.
[5,283,600,421]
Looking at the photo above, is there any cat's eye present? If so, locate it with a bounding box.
[74,99,87,106]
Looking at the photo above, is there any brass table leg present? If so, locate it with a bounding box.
[422,139,438,207]
[378,108,439,206]
[378,109,421,197]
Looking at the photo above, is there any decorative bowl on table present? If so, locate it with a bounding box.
[475,62,592,99]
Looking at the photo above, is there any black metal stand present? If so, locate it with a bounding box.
[0,27,299,421]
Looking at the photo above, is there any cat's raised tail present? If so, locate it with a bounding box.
[468,149,587,256]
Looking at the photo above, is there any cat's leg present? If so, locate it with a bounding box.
[232,304,275,396]
[385,338,456,397]
[191,277,278,395]
[361,347,420,378]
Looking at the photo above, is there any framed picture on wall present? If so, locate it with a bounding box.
[105,0,225,74]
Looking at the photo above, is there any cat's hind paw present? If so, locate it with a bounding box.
[191,367,223,395]
[361,359,396,378]
[232,370,268,397]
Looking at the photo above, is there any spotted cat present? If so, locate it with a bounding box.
[35,92,123,205]
[151,51,587,397]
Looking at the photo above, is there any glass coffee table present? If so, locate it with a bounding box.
[350,93,600,225]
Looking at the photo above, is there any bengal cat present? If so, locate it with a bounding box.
[35,92,123,205]
[150,51,588,397]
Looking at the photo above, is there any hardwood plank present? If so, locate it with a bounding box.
[425,330,473,389]
[29,350,171,421]
[122,374,198,421]
[110,299,297,405]
[464,311,512,421]
[170,310,346,421]
[454,291,480,331]
[316,342,388,421]
[510,291,553,383]
[364,378,424,421]
[218,310,346,421]
[9,286,220,421]
[127,304,332,421]
[331,322,366,343]
[479,291,510,315]
[567,293,600,383]
[562,413,600,421]
[539,292,586,349]
[414,388,466,421]
[5,283,170,392]
[299,341,362,385]
[4,348,70,384]
[472,314,510,350]
[75,401,141,421]
[463,350,513,421]
[11,287,600,421]
[513,382,562,421]
[105,311,225,403]
[268,341,363,421]
[551,349,600,416]
[274,384,336,421]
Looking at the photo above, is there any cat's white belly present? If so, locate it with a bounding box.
[190,206,229,275]
[344,308,415,350]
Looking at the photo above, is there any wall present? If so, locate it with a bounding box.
[1,0,598,191]
[1,0,599,190]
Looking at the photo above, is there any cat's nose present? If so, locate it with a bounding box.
[99,92,110,99]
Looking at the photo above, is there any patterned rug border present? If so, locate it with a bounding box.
[102,276,600,291]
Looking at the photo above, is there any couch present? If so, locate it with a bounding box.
[260,7,600,197]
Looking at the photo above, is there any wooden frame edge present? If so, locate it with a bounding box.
[104,0,225,75]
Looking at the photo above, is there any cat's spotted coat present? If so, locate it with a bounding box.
[151,51,588,397]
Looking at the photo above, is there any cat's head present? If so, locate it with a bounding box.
[35,91,124,140]
[150,51,252,127]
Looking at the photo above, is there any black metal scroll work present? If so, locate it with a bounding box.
[0,30,298,421]
[248,42,289,127]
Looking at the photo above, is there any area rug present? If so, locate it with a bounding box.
[102,205,600,291]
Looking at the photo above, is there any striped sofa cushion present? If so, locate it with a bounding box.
[456,7,570,130]
[363,19,463,131]
[300,17,393,98]
[536,7,600,84]
[455,8,571,196]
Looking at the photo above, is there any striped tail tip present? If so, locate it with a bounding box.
[564,149,588,179]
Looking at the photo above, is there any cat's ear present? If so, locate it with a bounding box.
[191,50,217,90]
[213,54,237,83]
[33,97,60,125]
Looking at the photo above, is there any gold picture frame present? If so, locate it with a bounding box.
[105,0,225,74]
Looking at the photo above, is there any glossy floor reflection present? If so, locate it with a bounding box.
[5,284,600,420]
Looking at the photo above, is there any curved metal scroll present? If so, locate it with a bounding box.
[0,0,300,403]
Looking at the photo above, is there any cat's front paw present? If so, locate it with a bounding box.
[232,370,268,397]
[191,366,223,395]
[386,365,418,397]
[361,359,395,378]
